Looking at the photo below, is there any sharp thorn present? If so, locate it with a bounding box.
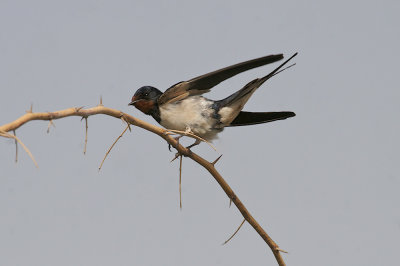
[171,153,180,162]
[212,154,223,165]
[26,103,33,113]
[275,247,288,254]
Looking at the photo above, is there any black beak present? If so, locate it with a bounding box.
[128,96,141,106]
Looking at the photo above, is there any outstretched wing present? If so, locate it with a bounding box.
[157,54,284,105]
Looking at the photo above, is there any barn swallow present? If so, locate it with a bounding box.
[129,53,297,147]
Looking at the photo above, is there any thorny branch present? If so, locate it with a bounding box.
[0,105,287,266]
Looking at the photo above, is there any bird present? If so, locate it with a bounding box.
[129,52,297,148]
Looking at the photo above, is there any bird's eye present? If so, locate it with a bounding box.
[144,92,149,97]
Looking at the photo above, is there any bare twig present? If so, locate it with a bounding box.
[13,130,18,163]
[123,117,132,132]
[0,130,38,168]
[47,119,55,133]
[222,219,246,245]
[0,105,287,266]
[98,124,130,171]
[83,117,88,154]
[179,155,183,210]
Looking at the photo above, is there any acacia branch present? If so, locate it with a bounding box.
[0,105,287,266]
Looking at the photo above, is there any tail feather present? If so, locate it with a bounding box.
[227,111,295,127]
[217,52,298,110]
[215,53,297,126]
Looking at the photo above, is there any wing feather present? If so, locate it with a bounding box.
[158,54,284,105]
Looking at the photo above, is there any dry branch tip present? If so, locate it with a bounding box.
[13,130,18,163]
[0,130,38,168]
[179,155,183,210]
[46,120,55,133]
[98,124,129,171]
[83,117,88,155]
[222,219,246,245]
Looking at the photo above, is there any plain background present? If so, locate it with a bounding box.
[1,1,399,265]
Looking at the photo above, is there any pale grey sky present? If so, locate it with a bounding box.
[1,1,399,265]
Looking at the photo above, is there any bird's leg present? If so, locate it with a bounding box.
[186,139,201,150]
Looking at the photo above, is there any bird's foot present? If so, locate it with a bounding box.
[184,126,194,135]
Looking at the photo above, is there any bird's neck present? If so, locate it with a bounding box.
[149,104,161,123]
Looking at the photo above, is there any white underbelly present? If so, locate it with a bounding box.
[159,96,221,140]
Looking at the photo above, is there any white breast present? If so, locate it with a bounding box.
[159,96,221,140]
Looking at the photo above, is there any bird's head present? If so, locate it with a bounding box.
[129,86,162,115]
